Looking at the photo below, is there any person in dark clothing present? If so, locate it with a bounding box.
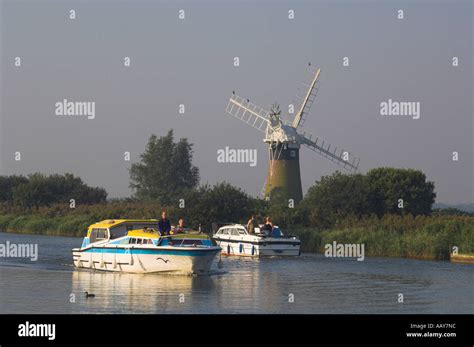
[261,216,273,235]
[158,211,171,235]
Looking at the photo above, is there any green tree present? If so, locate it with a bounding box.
[0,175,28,203]
[301,172,370,228]
[179,182,254,232]
[129,130,199,205]
[367,167,435,216]
[300,168,436,228]
[11,173,107,209]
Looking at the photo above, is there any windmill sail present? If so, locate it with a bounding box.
[226,94,270,133]
[299,133,360,173]
[291,67,321,129]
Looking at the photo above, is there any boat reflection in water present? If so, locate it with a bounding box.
[70,256,285,314]
[71,269,216,313]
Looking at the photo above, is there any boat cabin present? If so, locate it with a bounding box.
[82,219,159,247]
[214,224,284,238]
[214,224,248,237]
[81,219,214,248]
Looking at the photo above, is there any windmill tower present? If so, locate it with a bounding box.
[225,65,360,203]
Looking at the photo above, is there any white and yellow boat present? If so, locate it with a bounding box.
[72,219,221,275]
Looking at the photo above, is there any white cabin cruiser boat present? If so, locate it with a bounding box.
[213,224,301,257]
[72,219,221,275]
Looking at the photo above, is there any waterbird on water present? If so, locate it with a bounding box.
[84,291,95,298]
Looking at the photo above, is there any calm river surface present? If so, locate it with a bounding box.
[0,232,472,314]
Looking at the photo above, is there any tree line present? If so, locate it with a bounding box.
[296,168,436,229]
[0,130,438,232]
[0,173,107,209]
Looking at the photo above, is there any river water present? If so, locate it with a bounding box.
[0,232,472,314]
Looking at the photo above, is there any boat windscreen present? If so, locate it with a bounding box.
[111,223,159,239]
[110,225,128,239]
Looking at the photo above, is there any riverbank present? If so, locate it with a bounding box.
[292,214,474,260]
[1,210,473,261]
[0,214,91,237]
[0,201,164,237]
[450,253,474,264]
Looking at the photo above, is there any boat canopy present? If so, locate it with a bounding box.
[86,219,159,238]
[88,219,158,229]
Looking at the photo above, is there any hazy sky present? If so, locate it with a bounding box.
[1,0,472,204]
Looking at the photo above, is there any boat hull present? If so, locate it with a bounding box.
[72,246,220,275]
[214,238,300,257]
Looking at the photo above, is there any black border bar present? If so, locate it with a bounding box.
[0,314,472,345]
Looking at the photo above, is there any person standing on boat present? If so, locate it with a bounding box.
[261,217,273,236]
[158,211,171,236]
[246,214,258,234]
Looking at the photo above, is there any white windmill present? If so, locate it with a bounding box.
[225,64,360,203]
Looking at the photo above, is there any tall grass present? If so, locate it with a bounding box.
[0,201,165,237]
[292,214,474,260]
